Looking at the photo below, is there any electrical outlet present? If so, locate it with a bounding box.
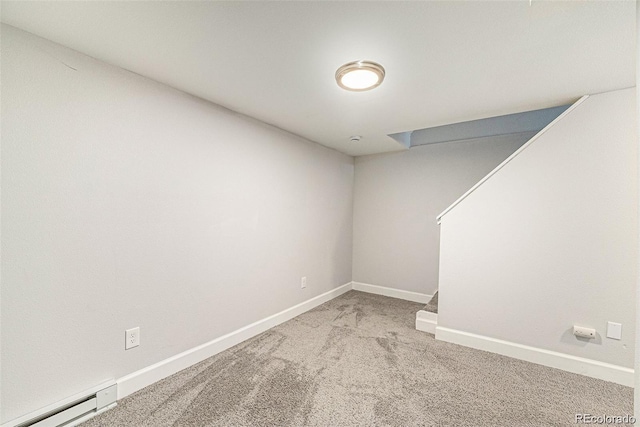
[301,276,307,289]
[125,327,140,350]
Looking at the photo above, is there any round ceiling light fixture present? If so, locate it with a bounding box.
[335,60,385,92]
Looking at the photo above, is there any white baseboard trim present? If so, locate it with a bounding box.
[415,310,437,334]
[352,282,432,304]
[117,282,353,399]
[435,326,634,387]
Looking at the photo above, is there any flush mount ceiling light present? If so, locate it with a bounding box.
[335,60,385,92]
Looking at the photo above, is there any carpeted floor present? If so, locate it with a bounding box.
[82,291,633,426]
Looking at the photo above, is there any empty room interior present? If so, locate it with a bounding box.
[1,1,639,426]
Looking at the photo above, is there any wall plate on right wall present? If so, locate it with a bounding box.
[606,322,622,340]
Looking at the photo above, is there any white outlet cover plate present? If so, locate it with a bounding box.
[606,322,622,340]
[125,327,140,350]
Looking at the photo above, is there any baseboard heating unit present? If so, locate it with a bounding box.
[2,381,117,427]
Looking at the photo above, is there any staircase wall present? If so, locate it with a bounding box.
[352,132,533,295]
[437,88,638,376]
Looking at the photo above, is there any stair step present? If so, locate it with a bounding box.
[416,310,437,334]
[423,291,438,314]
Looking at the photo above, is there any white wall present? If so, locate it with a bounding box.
[635,0,639,416]
[352,133,533,295]
[438,88,637,369]
[0,25,354,423]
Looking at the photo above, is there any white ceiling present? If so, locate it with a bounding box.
[1,1,635,156]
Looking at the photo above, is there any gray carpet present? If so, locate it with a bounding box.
[423,291,438,314]
[82,291,633,426]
